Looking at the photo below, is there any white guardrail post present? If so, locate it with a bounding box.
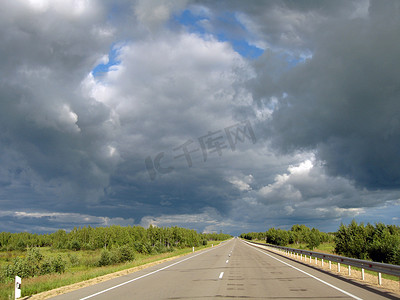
[246,241,400,286]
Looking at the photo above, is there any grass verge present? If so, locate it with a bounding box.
[0,242,222,300]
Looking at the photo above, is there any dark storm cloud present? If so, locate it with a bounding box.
[258,0,400,189]
[195,0,369,52]
[0,1,120,216]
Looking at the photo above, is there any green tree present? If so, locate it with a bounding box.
[306,228,321,250]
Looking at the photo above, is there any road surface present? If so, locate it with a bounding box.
[51,238,398,299]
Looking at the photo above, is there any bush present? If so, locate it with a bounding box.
[52,255,66,273]
[114,245,135,263]
[98,249,115,267]
[133,241,153,254]
[98,245,136,266]
[68,253,80,266]
[2,248,66,280]
[69,240,81,251]
[40,258,53,275]
[154,243,168,254]
[4,257,29,279]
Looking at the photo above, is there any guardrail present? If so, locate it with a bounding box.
[245,240,400,285]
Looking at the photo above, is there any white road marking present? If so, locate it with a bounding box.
[80,243,228,300]
[219,272,224,279]
[245,242,363,300]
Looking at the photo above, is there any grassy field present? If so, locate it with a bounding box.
[0,242,222,300]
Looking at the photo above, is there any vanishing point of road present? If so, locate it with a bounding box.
[51,238,398,299]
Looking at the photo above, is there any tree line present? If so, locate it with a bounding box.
[0,225,231,282]
[240,221,400,265]
[240,224,333,249]
[0,225,231,253]
[335,220,400,265]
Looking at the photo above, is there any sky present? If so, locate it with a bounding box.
[0,0,399,235]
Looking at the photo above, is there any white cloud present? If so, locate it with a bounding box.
[134,0,188,33]
[85,31,250,156]
[140,207,220,229]
[239,154,397,227]
[0,210,134,230]
[26,0,98,17]
[227,174,253,191]
[58,104,80,132]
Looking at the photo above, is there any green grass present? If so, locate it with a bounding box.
[249,240,336,254]
[246,239,336,252]
[0,242,223,300]
[284,242,335,253]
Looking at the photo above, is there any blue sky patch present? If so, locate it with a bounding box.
[92,44,122,78]
[174,9,264,59]
[217,33,264,59]
[174,9,208,35]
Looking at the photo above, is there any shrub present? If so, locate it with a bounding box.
[98,249,110,266]
[40,258,53,275]
[98,245,136,266]
[68,253,80,266]
[52,255,66,273]
[115,245,135,263]
[69,240,81,251]
[4,257,29,279]
[2,248,66,280]
[154,243,168,254]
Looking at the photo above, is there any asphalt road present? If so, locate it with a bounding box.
[51,239,398,299]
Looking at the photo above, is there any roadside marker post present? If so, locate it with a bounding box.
[15,276,21,299]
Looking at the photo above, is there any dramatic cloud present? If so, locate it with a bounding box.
[249,0,400,189]
[0,0,399,235]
